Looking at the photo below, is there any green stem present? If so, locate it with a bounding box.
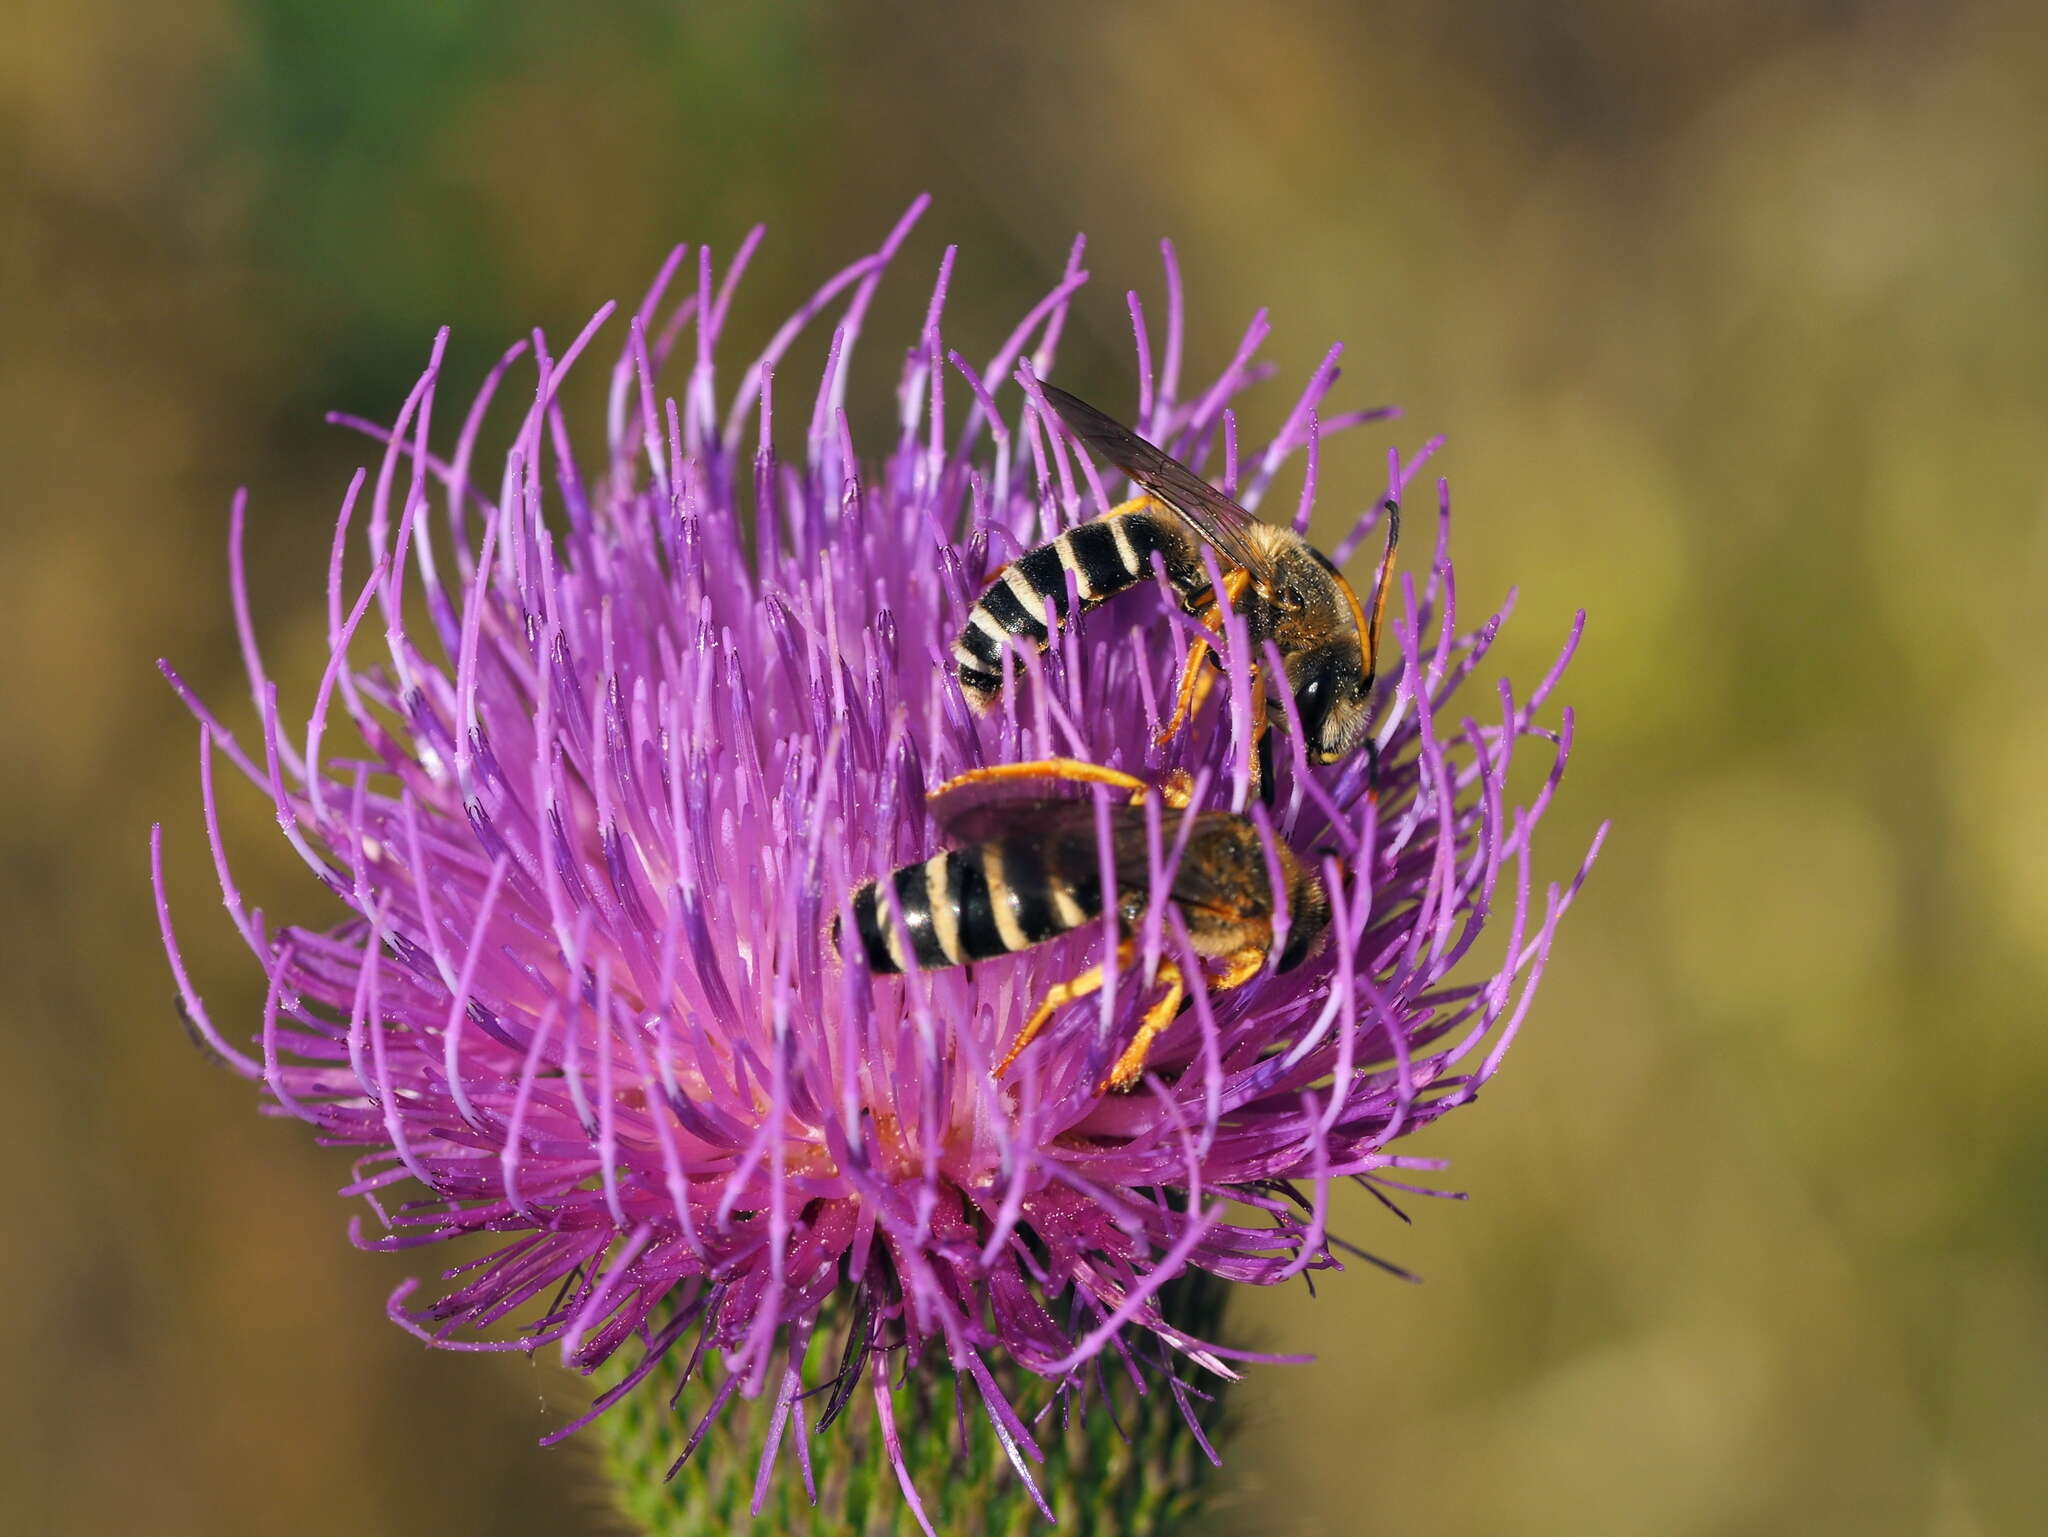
[589,1276,1231,1536]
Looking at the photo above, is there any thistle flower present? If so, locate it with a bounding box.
[154,199,1601,1532]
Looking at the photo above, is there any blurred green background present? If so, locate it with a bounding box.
[6,1,2045,1533]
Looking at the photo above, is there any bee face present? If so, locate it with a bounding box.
[1274,859,1332,972]
[1262,545,1374,764]
[1287,644,1373,763]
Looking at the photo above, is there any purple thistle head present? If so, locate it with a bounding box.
[155,200,1600,1527]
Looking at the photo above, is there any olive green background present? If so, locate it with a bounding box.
[6,3,2044,1533]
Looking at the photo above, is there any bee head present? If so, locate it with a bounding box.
[1274,855,1333,972]
[1264,545,1376,764]
[1286,645,1373,763]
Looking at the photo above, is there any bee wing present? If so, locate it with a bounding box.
[929,800,1259,922]
[1040,382,1278,587]
[1099,808,1254,921]
[926,783,1106,848]
[926,758,1152,841]
[931,792,1162,890]
[1110,810,1270,922]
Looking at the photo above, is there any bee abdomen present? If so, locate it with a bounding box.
[844,859,951,974]
[842,843,1097,973]
[953,515,1177,708]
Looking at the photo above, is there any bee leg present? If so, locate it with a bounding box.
[1246,672,1271,801]
[931,757,1151,802]
[1155,568,1253,748]
[993,940,1137,1079]
[1102,944,1273,1091]
[1155,635,1216,747]
[1100,958,1188,1092]
[1210,565,1255,613]
[1210,946,1268,993]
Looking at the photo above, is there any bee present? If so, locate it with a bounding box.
[952,383,1401,769]
[833,757,1330,1091]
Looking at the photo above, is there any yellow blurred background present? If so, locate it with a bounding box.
[6,2,2045,1533]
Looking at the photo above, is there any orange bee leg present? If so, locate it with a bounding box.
[993,940,1137,1080]
[931,757,1152,802]
[1155,567,1254,749]
[1100,957,1188,1092]
[1210,565,1254,623]
[1000,933,1264,1092]
[933,759,1193,814]
[1155,770,1194,810]
[1210,946,1269,993]
[1246,676,1271,800]
[1161,650,1271,795]
[1155,633,1217,748]
[1101,944,1271,1093]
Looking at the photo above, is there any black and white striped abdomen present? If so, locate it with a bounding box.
[952,512,1192,709]
[838,839,1101,974]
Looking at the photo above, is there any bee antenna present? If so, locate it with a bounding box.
[1361,497,1400,690]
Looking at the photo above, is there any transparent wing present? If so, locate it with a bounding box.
[927,793,1101,850]
[926,758,1149,842]
[1104,807,1269,924]
[1149,812,1268,920]
[1040,382,1278,586]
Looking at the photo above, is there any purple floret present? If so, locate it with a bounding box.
[154,197,1601,1524]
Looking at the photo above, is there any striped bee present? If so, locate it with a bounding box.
[833,758,1330,1091]
[952,383,1401,768]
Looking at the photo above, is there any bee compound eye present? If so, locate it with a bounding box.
[1295,671,1330,723]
